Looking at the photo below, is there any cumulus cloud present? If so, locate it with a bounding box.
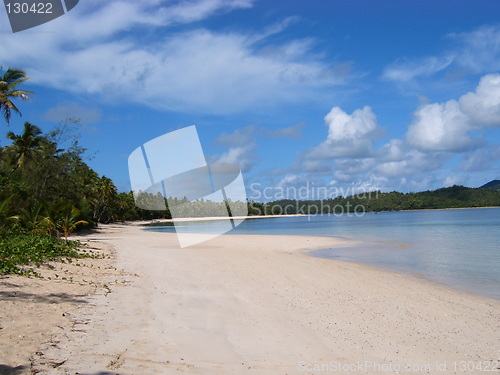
[307,106,380,159]
[407,73,500,152]
[459,74,500,126]
[0,0,349,115]
[286,84,498,195]
[375,145,445,177]
[330,158,375,183]
[406,100,472,151]
[289,105,449,192]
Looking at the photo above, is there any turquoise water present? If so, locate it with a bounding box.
[148,208,500,300]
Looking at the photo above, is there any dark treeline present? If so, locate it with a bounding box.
[252,185,500,215]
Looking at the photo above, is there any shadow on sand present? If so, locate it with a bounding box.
[0,289,89,304]
[0,364,27,375]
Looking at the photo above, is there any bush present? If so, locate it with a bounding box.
[0,233,86,276]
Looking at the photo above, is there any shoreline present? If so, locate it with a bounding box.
[137,213,305,225]
[395,205,500,212]
[306,239,500,301]
[16,224,499,374]
[135,206,500,226]
[142,215,500,301]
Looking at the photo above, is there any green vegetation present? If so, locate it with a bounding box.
[0,232,85,276]
[0,66,119,275]
[252,185,500,215]
[480,179,500,191]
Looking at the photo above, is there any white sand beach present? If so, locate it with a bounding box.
[2,223,499,374]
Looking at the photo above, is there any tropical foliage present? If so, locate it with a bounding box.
[0,66,33,126]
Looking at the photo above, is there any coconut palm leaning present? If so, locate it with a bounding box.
[0,66,33,126]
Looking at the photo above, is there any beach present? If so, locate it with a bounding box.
[1,223,499,374]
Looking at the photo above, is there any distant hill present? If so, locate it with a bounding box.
[480,180,500,191]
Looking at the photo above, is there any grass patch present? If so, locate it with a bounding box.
[0,233,92,276]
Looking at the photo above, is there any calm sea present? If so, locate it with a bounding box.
[148,208,500,300]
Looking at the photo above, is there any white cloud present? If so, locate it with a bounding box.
[460,145,500,172]
[215,144,255,172]
[375,147,445,177]
[334,158,376,177]
[382,25,500,84]
[383,56,454,82]
[213,122,304,172]
[406,100,473,151]
[163,0,253,25]
[287,102,474,194]
[307,106,380,159]
[0,0,349,115]
[443,176,466,187]
[379,139,406,161]
[459,74,500,127]
[291,158,333,174]
[450,26,500,74]
[406,73,500,152]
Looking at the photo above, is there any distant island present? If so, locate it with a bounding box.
[131,181,500,219]
[480,179,500,191]
[247,181,500,216]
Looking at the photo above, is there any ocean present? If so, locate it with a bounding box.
[147,207,500,300]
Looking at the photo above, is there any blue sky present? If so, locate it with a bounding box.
[1,0,500,200]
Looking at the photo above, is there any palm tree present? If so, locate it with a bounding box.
[0,196,14,231]
[0,67,33,126]
[92,176,118,224]
[11,202,52,235]
[55,205,88,243]
[6,122,43,170]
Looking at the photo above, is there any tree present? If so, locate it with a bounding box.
[55,205,88,242]
[6,122,43,170]
[0,67,33,126]
[92,176,118,223]
[0,196,14,232]
[11,202,52,235]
